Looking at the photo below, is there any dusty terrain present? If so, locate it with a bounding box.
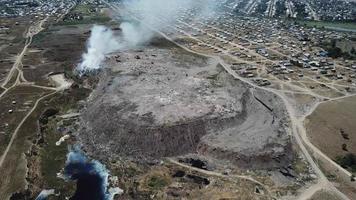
[111,160,271,200]
[306,95,356,160]
[0,17,30,83]
[22,24,90,86]
[1,1,355,199]
[0,11,94,199]
[78,37,293,170]
[308,189,342,200]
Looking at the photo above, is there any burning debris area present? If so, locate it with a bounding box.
[77,36,293,170]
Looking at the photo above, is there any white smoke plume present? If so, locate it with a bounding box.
[77,25,122,74]
[121,0,219,42]
[35,189,55,200]
[77,0,219,73]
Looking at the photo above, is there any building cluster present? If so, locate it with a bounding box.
[128,2,356,87]
[224,0,356,21]
[62,0,104,22]
[309,0,356,21]
[0,0,77,18]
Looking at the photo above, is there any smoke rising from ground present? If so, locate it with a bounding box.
[77,0,219,73]
[35,189,55,200]
[121,0,219,42]
[77,25,122,74]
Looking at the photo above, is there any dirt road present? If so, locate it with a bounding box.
[167,158,273,199]
[0,91,57,168]
[101,2,356,199]
[0,17,60,169]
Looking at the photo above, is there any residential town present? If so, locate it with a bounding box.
[119,0,356,97]
[0,0,356,199]
[0,0,78,18]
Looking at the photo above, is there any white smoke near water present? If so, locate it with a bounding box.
[35,189,55,200]
[77,0,219,74]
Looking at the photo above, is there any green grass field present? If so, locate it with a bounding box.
[57,16,111,26]
[57,3,111,26]
[73,4,92,14]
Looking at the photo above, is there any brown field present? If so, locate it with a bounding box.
[305,95,356,163]
[0,17,31,84]
[110,161,270,200]
[308,190,342,200]
[0,86,49,155]
[0,91,55,199]
[3,68,19,88]
[0,86,92,200]
[0,2,112,198]
[22,24,90,86]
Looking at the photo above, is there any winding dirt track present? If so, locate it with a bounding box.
[0,91,57,168]
[167,158,273,199]
[0,17,59,169]
[0,5,77,199]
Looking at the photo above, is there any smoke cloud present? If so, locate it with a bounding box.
[121,0,219,36]
[77,25,122,74]
[77,0,219,73]
[35,189,55,200]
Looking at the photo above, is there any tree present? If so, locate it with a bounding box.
[342,144,348,151]
[351,47,356,55]
[336,153,356,172]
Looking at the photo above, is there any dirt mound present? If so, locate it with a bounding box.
[78,40,293,169]
[198,89,292,169]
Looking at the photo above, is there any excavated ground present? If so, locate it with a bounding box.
[78,38,293,169]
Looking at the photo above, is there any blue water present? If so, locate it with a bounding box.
[35,148,120,200]
[64,149,111,200]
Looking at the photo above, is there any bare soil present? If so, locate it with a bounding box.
[306,95,356,161]
[0,17,30,84]
[78,37,293,170]
[22,24,90,86]
[307,189,342,200]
